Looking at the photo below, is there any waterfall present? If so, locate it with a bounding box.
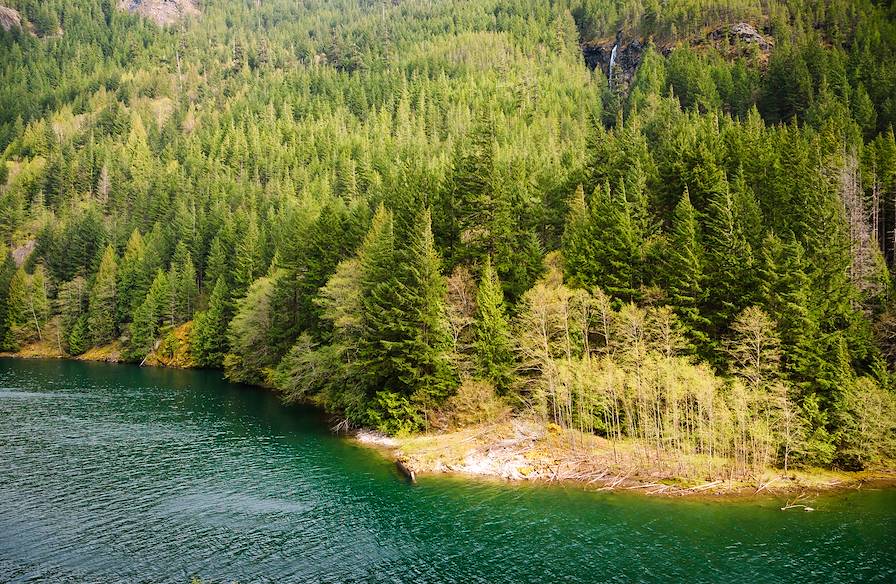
[608,43,618,87]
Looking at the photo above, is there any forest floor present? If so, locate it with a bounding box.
[356,418,896,499]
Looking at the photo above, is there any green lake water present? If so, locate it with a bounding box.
[0,357,893,583]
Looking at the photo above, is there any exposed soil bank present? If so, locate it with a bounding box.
[355,419,896,499]
[0,322,194,368]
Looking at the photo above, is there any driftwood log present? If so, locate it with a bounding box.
[396,460,416,483]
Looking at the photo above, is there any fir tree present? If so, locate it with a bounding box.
[127,270,171,360]
[88,245,118,346]
[1,268,28,351]
[67,315,90,356]
[704,181,755,335]
[117,229,149,324]
[233,214,263,298]
[662,189,711,354]
[171,242,198,323]
[204,235,230,291]
[564,182,641,302]
[57,277,87,355]
[473,256,514,393]
[366,208,458,420]
[191,277,231,368]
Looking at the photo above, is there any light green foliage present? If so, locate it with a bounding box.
[26,265,50,340]
[225,274,276,384]
[473,257,514,393]
[88,245,118,346]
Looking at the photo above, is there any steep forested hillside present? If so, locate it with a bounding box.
[1,0,896,476]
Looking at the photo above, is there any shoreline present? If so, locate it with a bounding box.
[4,351,895,500]
[353,420,896,500]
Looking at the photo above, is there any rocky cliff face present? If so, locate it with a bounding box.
[118,0,199,26]
[582,22,773,93]
[582,36,645,90]
[0,5,22,32]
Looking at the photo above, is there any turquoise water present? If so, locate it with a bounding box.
[0,358,893,583]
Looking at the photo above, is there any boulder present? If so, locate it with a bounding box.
[0,5,22,32]
[711,22,773,51]
[118,0,199,26]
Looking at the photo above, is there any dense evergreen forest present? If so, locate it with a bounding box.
[1,0,896,475]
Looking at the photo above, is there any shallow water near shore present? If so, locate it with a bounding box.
[0,358,893,583]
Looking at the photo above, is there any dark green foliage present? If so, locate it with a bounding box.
[126,270,171,361]
[563,182,642,302]
[0,267,27,351]
[661,189,710,353]
[0,252,15,350]
[117,230,150,326]
[703,181,756,336]
[191,278,231,368]
[57,277,88,355]
[358,208,457,417]
[67,315,90,356]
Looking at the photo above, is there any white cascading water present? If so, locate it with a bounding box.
[608,43,618,87]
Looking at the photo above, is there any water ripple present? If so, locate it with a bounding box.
[0,358,894,583]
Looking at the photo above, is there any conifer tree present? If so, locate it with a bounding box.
[67,316,90,356]
[88,245,118,345]
[117,229,148,324]
[704,181,756,335]
[204,236,229,290]
[757,233,819,386]
[662,188,710,353]
[473,256,514,393]
[233,214,263,298]
[171,242,198,323]
[128,270,171,360]
[191,277,231,368]
[0,247,16,341]
[447,115,495,265]
[357,206,398,388]
[393,208,458,409]
[564,182,641,302]
[57,277,87,355]
[1,268,28,351]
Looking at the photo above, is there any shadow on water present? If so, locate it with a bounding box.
[0,358,893,583]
